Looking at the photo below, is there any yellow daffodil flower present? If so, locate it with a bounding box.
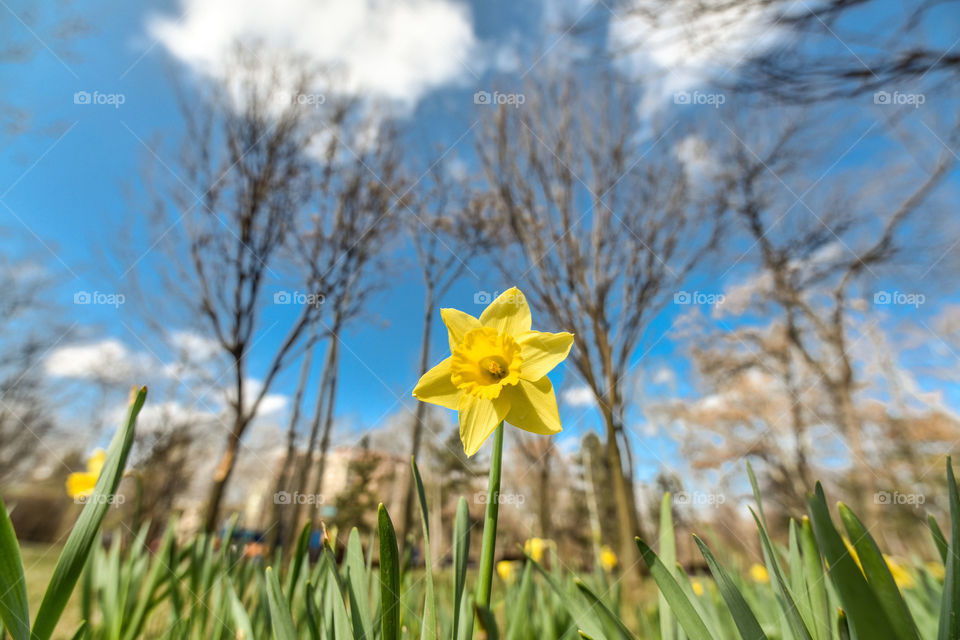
[497,560,518,582]
[691,579,705,596]
[524,537,549,563]
[66,449,106,499]
[749,563,770,584]
[884,555,915,590]
[600,545,618,572]
[413,287,574,456]
[925,561,945,581]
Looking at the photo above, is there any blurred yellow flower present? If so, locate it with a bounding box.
[600,545,618,572]
[884,556,915,590]
[497,560,518,582]
[65,449,106,499]
[524,537,547,563]
[413,287,574,456]
[691,579,705,596]
[925,561,946,581]
[749,563,770,584]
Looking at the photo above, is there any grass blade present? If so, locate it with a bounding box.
[452,497,470,640]
[837,502,918,640]
[345,529,373,640]
[527,557,606,640]
[574,578,636,640]
[0,497,30,640]
[265,567,297,640]
[31,386,147,640]
[693,535,767,640]
[636,538,712,640]
[749,508,813,640]
[807,484,896,640]
[378,503,400,640]
[938,457,960,640]
[658,493,676,640]
[930,515,948,565]
[226,578,255,640]
[411,459,438,640]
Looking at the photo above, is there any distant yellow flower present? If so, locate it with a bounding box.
[691,579,705,596]
[497,560,518,582]
[600,545,618,572]
[925,561,945,581]
[66,449,105,499]
[884,556,915,590]
[749,563,770,584]
[413,287,574,456]
[524,537,547,563]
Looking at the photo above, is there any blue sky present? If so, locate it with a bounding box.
[3,0,959,484]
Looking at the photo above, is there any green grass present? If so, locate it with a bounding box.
[2,389,957,639]
[20,545,82,640]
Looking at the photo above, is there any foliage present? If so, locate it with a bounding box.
[2,390,958,639]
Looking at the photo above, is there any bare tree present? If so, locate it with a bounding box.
[476,71,726,569]
[712,111,957,515]
[0,250,61,483]
[280,119,406,545]
[148,49,329,531]
[615,0,960,101]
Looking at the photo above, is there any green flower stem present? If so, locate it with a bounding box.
[476,421,504,608]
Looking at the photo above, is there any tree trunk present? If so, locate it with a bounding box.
[267,324,320,548]
[310,337,341,527]
[203,359,247,533]
[284,338,336,546]
[203,423,245,532]
[604,416,640,575]
[401,286,434,546]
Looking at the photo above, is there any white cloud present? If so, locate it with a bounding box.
[609,0,787,111]
[652,367,676,386]
[562,385,596,408]
[45,339,150,384]
[169,330,220,361]
[148,0,479,108]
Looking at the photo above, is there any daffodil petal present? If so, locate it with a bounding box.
[503,377,561,435]
[479,287,531,337]
[412,357,461,410]
[66,472,97,499]
[517,330,574,380]
[458,394,510,456]
[441,308,482,351]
